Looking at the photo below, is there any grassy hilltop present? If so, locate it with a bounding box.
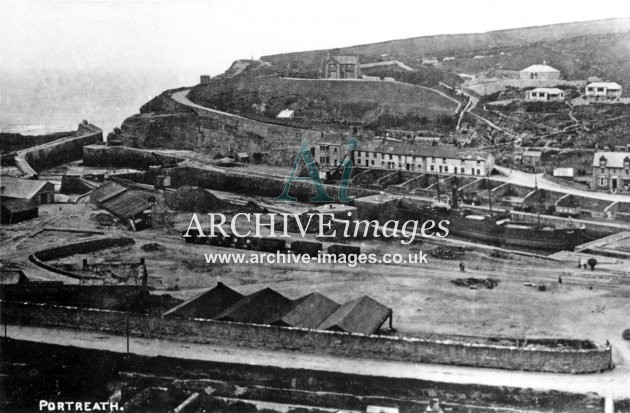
[261,18,630,88]
[188,67,460,131]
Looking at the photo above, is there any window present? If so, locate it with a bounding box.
[477,169,481,175]
[460,159,465,164]
[626,169,629,176]
[444,166,449,172]
[597,87,604,92]
[598,177,608,187]
[431,157,435,163]
[477,160,481,165]
[461,167,465,174]
[430,165,435,171]
[371,160,375,165]
[333,148,338,154]
[442,158,446,164]
[389,154,393,160]
[587,87,594,92]
[601,168,606,174]
[623,179,630,187]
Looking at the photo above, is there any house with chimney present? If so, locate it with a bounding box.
[324,55,360,79]
[354,141,493,175]
[592,151,630,193]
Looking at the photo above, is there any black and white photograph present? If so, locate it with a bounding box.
[1,1,629,412]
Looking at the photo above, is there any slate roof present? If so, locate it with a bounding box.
[214,287,294,325]
[530,88,564,94]
[360,60,414,71]
[0,198,38,213]
[0,177,54,200]
[274,292,339,329]
[520,64,560,73]
[317,295,392,336]
[587,82,622,90]
[328,55,359,65]
[91,182,127,204]
[163,282,243,319]
[592,151,630,168]
[101,191,150,219]
[360,141,490,161]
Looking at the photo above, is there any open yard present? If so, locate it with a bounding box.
[3,188,628,372]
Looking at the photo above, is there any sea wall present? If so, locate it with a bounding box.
[15,122,103,176]
[0,301,612,374]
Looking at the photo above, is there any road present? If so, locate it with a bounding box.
[493,166,630,203]
[4,325,628,399]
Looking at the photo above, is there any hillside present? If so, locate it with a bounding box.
[261,18,630,87]
[188,75,460,130]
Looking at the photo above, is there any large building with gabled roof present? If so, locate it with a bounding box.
[519,63,561,81]
[0,177,54,204]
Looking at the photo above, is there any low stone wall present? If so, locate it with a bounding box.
[33,236,135,262]
[0,301,612,374]
[83,145,185,168]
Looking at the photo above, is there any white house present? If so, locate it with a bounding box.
[585,82,622,98]
[519,64,561,81]
[525,88,565,102]
[354,141,493,176]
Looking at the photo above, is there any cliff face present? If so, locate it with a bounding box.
[118,89,321,165]
[117,60,458,161]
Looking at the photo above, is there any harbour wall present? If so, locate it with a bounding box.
[15,122,103,177]
[0,300,613,374]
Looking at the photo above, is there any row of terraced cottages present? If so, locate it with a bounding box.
[314,137,494,176]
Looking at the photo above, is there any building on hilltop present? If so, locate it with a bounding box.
[324,55,360,79]
[585,82,622,98]
[525,87,565,102]
[519,63,561,81]
[353,141,493,176]
[592,151,630,193]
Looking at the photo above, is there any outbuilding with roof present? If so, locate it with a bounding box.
[0,177,54,204]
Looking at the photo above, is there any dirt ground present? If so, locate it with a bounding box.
[2,189,629,370]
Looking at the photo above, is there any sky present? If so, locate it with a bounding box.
[2,0,630,78]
